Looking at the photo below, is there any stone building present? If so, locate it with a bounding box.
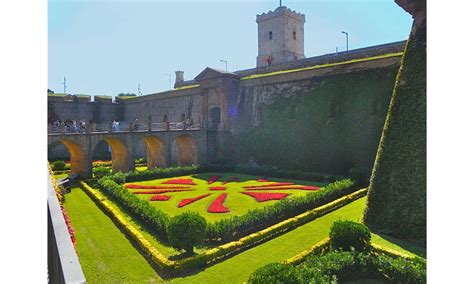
[48,5,406,177]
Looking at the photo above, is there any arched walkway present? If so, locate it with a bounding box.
[143,136,166,169]
[173,135,198,166]
[93,138,132,173]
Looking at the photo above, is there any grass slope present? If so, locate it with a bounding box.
[63,187,163,283]
[364,20,426,243]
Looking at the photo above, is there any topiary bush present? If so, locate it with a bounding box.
[349,167,369,187]
[93,166,111,179]
[329,220,371,252]
[248,263,303,284]
[166,212,207,254]
[52,160,66,171]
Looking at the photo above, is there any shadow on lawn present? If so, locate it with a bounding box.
[374,232,426,258]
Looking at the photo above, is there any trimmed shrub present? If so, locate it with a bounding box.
[349,167,369,187]
[112,172,126,184]
[166,212,207,254]
[93,166,111,179]
[329,220,371,252]
[51,160,66,171]
[377,253,426,283]
[248,263,303,284]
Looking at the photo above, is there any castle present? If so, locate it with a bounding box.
[48,5,406,177]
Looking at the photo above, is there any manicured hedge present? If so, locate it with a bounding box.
[97,177,169,239]
[329,220,371,252]
[364,20,426,243]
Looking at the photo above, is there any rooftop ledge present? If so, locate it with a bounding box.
[240,52,404,81]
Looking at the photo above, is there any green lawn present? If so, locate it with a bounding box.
[64,183,425,283]
[63,187,164,283]
[126,172,326,223]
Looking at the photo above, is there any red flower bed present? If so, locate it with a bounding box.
[162,178,196,185]
[243,182,294,189]
[208,175,221,185]
[61,207,76,247]
[178,194,211,208]
[125,184,191,189]
[132,189,194,194]
[257,178,270,182]
[222,176,239,185]
[209,186,227,191]
[150,195,171,201]
[207,193,230,213]
[245,185,320,191]
[242,191,289,202]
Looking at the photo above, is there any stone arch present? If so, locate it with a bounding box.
[173,135,198,166]
[51,139,89,177]
[143,136,166,169]
[93,138,132,173]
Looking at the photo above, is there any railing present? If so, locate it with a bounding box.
[47,171,86,283]
[48,121,203,135]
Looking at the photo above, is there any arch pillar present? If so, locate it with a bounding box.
[60,139,92,178]
[104,137,133,173]
[143,136,167,169]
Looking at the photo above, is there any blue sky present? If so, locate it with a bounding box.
[48,0,413,96]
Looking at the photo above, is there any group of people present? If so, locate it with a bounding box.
[51,120,87,133]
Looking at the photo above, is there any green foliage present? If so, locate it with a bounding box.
[112,172,126,184]
[329,220,371,252]
[51,160,66,171]
[377,253,426,283]
[117,93,137,97]
[125,165,201,182]
[93,166,111,179]
[248,263,303,284]
[364,21,426,243]
[97,177,169,239]
[135,157,146,164]
[296,250,425,283]
[233,66,399,175]
[207,179,356,243]
[166,212,207,253]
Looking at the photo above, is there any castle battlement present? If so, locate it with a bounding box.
[256,6,305,23]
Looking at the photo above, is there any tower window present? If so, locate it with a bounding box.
[293,31,297,40]
[269,31,273,40]
[181,113,186,121]
[163,115,168,122]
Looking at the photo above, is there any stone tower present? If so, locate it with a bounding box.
[256,6,305,67]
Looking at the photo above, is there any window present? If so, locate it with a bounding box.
[256,106,263,122]
[163,115,168,122]
[181,113,186,121]
[293,31,297,40]
[269,31,273,40]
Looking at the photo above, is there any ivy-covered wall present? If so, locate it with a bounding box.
[231,66,399,175]
[364,20,426,243]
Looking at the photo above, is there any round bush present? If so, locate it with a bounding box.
[93,166,111,179]
[329,220,371,252]
[52,160,66,171]
[166,212,207,254]
[248,263,303,284]
[112,172,126,184]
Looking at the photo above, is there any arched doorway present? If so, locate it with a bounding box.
[210,106,221,129]
[93,138,132,173]
[172,135,198,166]
[143,136,166,169]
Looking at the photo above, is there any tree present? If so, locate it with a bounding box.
[166,212,207,254]
[117,93,137,97]
[48,89,55,94]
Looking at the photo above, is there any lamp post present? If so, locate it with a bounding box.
[219,59,228,72]
[341,31,348,51]
[164,73,171,90]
